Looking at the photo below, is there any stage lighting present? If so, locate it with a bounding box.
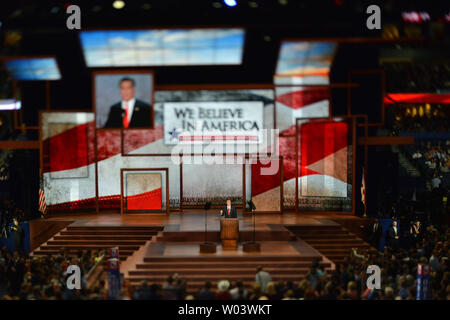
[0,100,21,111]
[142,3,152,10]
[112,0,125,9]
[223,0,237,7]
[50,6,60,14]
[92,5,102,13]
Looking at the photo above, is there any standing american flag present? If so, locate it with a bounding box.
[361,167,366,216]
[39,176,47,215]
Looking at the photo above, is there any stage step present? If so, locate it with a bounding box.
[288,224,375,265]
[31,225,164,266]
[47,240,147,246]
[135,261,331,269]
[305,238,362,243]
[143,255,321,263]
[292,230,350,236]
[127,273,310,282]
[60,231,159,236]
[289,225,343,230]
[41,244,141,250]
[307,243,370,249]
[293,234,357,239]
[129,267,315,276]
[66,226,163,231]
[53,233,153,241]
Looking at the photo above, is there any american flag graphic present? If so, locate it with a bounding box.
[39,176,47,215]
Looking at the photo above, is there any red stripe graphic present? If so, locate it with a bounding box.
[42,121,95,174]
[179,135,259,141]
[126,188,162,210]
[254,121,348,193]
[47,189,162,211]
[300,121,348,168]
[276,88,329,109]
[251,160,281,196]
[384,93,450,105]
[42,123,164,173]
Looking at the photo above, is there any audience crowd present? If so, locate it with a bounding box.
[407,139,450,184]
[0,248,104,300]
[392,105,449,134]
[0,199,24,239]
[1,221,448,300]
[384,62,450,94]
[129,223,448,301]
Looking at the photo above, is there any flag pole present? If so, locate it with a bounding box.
[361,167,367,217]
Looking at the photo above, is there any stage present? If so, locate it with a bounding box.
[43,210,362,229]
[30,210,374,293]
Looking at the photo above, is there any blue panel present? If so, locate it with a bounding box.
[0,221,30,254]
[4,58,61,81]
[79,28,245,67]
[276,41,337,76]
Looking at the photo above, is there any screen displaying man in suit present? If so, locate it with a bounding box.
[388,220,400,251]
[220,199,237,218]
[103,77,152,129]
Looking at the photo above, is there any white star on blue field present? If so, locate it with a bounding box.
[168,128,181,140]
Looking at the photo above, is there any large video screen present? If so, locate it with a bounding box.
[42,89,351,212]
[94,71,154,129]
[79,29,245,67]
[4,57,61,81]
[275,41,337,85]
[121,89,275,156]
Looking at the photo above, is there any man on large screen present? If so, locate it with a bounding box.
[104,77,152,128]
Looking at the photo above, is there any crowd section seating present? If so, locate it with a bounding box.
[384,62,450,93]
[1,223,448,300]
[402,139,450,189]
[388,104,450,196]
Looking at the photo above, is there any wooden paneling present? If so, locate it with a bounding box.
[358,136,414,145]
[28,220,73,251]
[0,141,39,149]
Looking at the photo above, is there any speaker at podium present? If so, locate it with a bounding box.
[220,218,239,250]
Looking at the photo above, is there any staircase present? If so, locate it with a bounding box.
[32,225,164,261]
[126,255,332,294]
[391,145,421,177]
[288,225,374,265]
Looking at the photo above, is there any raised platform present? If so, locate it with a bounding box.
[35,210,374,294]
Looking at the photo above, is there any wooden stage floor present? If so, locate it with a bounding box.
[37,210,373,283]
[45,210,355,231]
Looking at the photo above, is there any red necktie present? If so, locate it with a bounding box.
[228,209,230,215]
[123,102,129,128]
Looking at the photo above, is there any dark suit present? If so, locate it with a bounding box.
[104,99,152,128]
[369,222,382,248]
[221,205,237,218]
[388,226,400,250]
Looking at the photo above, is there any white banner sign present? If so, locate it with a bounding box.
[164,101,264,144]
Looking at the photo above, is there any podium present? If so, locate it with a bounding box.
[220,218,239,250]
